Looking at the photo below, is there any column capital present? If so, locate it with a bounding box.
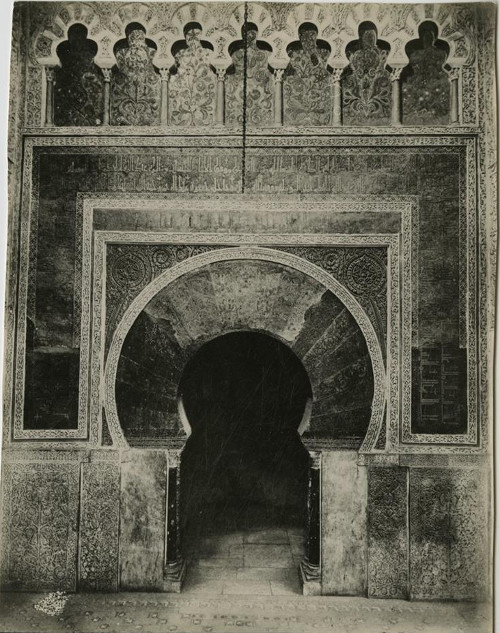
[390,67,403,82]
[45,66,56,83]
[215,67,227,82]
[168,448,182,468]
[100,67,112,82]
[331,68,344,83]
[159,68,171,82]
[446,66,460,81]
[308,450,322,469]
[274,68,285,83]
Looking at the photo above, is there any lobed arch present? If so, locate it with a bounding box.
[103,247,386,453]
[32,2,474,73]
[226,3,275,65]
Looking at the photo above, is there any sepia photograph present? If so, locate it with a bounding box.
[0,1,496,632]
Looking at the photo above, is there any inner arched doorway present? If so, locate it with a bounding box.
[179,331,312,593]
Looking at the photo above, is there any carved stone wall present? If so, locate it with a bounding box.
[1,459,80,591]
[1,0,495,605]
[409,466,490,601]
[79,457,120,591]
[15,140,472,444]
[24,3,478,129]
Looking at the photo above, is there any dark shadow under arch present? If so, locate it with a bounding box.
[178,331,311,544]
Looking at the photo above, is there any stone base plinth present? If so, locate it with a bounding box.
[300,560,322,596]
[163,559,186,593]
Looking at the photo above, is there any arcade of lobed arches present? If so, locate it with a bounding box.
[29,2,476,127]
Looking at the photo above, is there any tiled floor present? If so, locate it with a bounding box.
[183,525,305,595]
[0,591,492,633]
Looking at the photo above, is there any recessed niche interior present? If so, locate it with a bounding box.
[179,331,311,591]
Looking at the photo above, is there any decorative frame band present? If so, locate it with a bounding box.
[6,135,480,455]
[102,244,387,454]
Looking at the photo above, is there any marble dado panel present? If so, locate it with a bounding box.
[0,460,80,591]
[322,452,367,595]
[119,450,168,591]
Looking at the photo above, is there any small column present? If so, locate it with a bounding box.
[44,66,56,126]
[273,68,285,126]
[331,68,343,126]
[159,68,170,126]
[215,68,226,126]
[300,450,322,596]
[164,448,186,592]
[390,67,403,126]
[447,66,460,124]
[101,68,112,126]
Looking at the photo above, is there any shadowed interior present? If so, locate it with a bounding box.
[179,331,311,540]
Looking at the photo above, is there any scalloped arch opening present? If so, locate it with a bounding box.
[114,258,375,449]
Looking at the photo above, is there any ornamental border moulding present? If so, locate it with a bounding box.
[4,136,482,455]
[21,126,481,136]
[82,198,406,454]
[100,240,390,454]
[30,2,475,72]
[85,195,479,454]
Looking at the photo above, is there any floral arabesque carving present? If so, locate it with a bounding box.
[225,25,273,127]
[402,25,450,125]
[283,26,332,126]
[3,463,79,591]
[346,253,386,295]
[169,26,216,126]
[111,27,160,125]
[343,28,391,125]
[79,462,120,590]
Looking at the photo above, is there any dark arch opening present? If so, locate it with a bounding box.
[113,22,158,56]
[179,331,311,583]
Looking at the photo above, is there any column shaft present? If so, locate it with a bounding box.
[300,450,322,595]
[448,68,460,124]
[390,68,403,126]
[215,69,226,125]
[101,68,111,126]
[45,67,55,126]
[332,69,343,126]
[274,69,284,126]
[164,450,186,592]
[160,69,170,125]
